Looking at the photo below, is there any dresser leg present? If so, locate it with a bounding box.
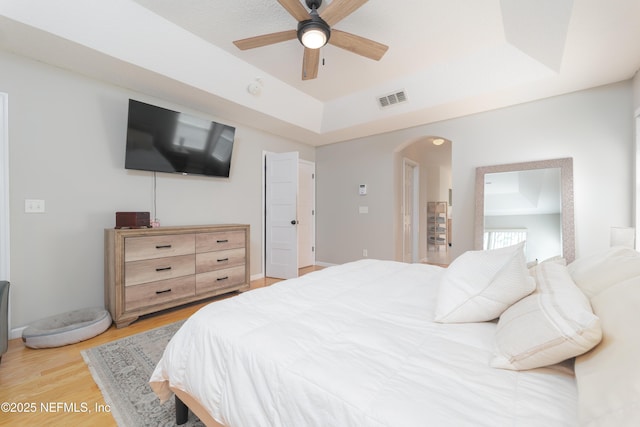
[114,317,138,328]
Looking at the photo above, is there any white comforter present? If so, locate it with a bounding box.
[150,259,577,427]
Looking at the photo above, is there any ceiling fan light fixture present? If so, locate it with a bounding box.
[297,9,330,49]
[301,27,328,49]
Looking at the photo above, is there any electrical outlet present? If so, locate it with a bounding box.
[25,199,45,213]
[363,249,368,257]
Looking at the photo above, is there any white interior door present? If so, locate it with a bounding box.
[265,152,299,279]
[298,160,315,268]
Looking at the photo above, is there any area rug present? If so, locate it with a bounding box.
[81,320,204,427]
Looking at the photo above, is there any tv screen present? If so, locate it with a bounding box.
[124,99,235,177]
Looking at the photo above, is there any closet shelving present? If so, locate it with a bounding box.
[427,201,448,250]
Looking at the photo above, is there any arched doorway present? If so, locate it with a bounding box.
[395,136,452,263]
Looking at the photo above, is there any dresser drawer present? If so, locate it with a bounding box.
[196,248,246,274]
[196,265,246,294]
[125,234,195,262]
[125,254,195,286]
[125,276,195,311]
[196,230,245,252]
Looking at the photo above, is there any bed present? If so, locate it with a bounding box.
[150,244,640,427]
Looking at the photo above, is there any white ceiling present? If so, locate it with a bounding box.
[484,168,561,216]
[0,0,639,146]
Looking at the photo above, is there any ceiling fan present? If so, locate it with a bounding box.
[233,0,388,80]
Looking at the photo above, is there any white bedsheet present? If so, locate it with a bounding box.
[150,259,577,426]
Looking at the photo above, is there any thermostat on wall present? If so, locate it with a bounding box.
[359,184,367,195]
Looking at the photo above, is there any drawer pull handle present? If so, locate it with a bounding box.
[155,289,172,295]
[217,276,229,281]
[217,258,229,262]
[216,239,229,243]
[156,266,172,272]
[156,244,172,249]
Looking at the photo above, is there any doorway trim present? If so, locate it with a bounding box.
[402,158,420,262]
[0,92,9,281]
[297,159,316,268]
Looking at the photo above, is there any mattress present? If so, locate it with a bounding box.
[150,259,577,426]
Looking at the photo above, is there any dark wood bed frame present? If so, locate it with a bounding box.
[176,395,189,425]
[172,388,226,427]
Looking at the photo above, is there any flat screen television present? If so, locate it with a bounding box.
[124,99,235,177]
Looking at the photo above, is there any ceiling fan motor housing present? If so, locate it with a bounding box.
[305,0,323,10]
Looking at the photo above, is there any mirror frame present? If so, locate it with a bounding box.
[474,157,575,263]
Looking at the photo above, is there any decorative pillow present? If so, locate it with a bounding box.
[575,275,640,426]
[491,261,602,370]
[567,246,640,298]
[528,255,566,292]
[434,242,534,323]
[527,256,565,271]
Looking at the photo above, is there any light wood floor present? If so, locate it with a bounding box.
[0,267,321,426]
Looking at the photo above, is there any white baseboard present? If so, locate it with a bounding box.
[314,261,338,268]
[9,326,26,340]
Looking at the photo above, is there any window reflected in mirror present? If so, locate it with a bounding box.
[475,158,574,263]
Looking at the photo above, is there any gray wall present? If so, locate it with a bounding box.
[315,138,397,262]
[2,51,314,329]
[3,48,636,331]
[316,81,634,265]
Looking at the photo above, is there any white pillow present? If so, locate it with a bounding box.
[434,242,534,323]
[528,255,566,291]
[575,275,640,426]
[491,261,602,370]
[568,247,640,298]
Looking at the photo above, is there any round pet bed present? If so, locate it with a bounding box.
[22,307,112,349]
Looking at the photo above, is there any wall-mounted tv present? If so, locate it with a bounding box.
[124,99,235,178]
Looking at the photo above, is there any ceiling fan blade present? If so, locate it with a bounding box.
[302,48,320,80]
[320,0,368,27]
[233,30,297,50]
[277,0,311,22]
[329,29,388,61]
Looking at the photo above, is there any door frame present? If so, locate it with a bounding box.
[0,93,9,334]
[402,158,420,263]
[297,159,316,268]
[1,92,9,281]
[636,112,640,249]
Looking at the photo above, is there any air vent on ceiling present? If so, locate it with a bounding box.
[377,90,408,109]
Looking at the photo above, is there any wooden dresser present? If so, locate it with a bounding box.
[104,224,250,327]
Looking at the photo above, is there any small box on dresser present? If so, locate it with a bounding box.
[115,211,151,229]
[104,224,250,328]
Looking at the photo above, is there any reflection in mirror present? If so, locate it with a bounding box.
[475,158,575,263]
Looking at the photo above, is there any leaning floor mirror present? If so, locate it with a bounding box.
[474,157,575,263]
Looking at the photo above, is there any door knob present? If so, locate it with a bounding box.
[291,220,298,225]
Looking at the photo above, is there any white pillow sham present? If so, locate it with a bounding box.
[491,261,602,370]
[575,275,640,426]
[568,246,640,298]
[434,242,534,323]
[528,256,566,292]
